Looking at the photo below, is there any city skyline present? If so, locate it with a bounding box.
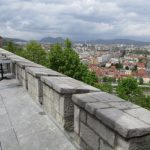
[1,0,150,41]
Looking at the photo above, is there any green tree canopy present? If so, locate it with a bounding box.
[6,41,18,53]
[116,77,142,101]
[48,39,98,85]
[26,41,47,66]
[95,83,113,93]
[139,77,144,85]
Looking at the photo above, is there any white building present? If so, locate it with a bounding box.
[98,54,112,63]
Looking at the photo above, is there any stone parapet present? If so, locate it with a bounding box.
[41,76,99,131]
[0,48,150,150]
[26,67,65,104]
[15,61,44,88]
[72,92,150,150]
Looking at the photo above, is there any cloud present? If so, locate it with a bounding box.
[0,0,150,41]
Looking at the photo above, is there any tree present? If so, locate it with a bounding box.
[115,63,123,69]
[116,77,142,101]
[26,41,47,66]
[125,66,129,70]
[132,65,137,72]
[95,83,113,93]
[6,41,17,53]
[139,77,144,85]
[102,76,108,82]
[48,39,98,86]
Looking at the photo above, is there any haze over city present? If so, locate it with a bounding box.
[1,0,150,41]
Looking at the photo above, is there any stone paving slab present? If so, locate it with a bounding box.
[0,79,77,150]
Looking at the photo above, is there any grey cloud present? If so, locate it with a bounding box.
[0,0,150,41]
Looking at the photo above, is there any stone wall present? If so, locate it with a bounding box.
[41,76,99,131]
[26,67,65,104]
[73,92,150,150]
[0,48,150,150]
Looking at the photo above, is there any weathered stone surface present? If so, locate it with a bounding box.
[72,92,103,108]
[41,76,99,94]
[116,135,150,150]
[100,140,113,150]
[115,136,129,150]
[0,129,21,150]
[96,108,150,138]
[43,83,50,97]
[16,61,43,69]
[72,92,125,109]
[91,92,125,102]
[63,95,74,117]
[74,105,80,134]
[0,78,77,150]
[108,101,139,110]
[80,122,99,150]
[80,109,87,123]
[26,67,65,78]
[0,113,12,133]
[85,102,111,115]
[87,114,115,146]
[124,107,150,125]
[79,138,87,150]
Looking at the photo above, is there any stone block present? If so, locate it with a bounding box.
[116,135,150,150]
[124,107,150,125]
[87,114,115,146]
[74,105,80,134]
[91,92,124,102]
[43,84,50,97]
[80,122,99,150]
[64,116,74,131]
[108,101,139,110]
[72,92,124,109]
[96,108,150,138]
[85,102,111,115]
[100,140,113,150]
[26,67,64,78]
[41,76,99,94]
[63,95,74,117]
[72,93,102,108]
[79,138,87,150]
[80,109,87,123]
[115,136,129,150]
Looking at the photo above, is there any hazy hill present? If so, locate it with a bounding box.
[86,39,150,46]
[40,37,64,43]
[3,36,150,46]
[4,37,27,43]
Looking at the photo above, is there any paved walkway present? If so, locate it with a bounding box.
[0,79,77,150]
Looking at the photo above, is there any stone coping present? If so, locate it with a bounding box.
[41,76,100,94]
[7,54,27,61]
[72,92,150,139]
[26,67,65,78]
[16,61,44,69]
[0,49,14,56]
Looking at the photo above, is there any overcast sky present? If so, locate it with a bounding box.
[0,0,150,41]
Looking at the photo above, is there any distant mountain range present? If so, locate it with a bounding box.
[4,37,27,43]
[40,37,150,46]
[3,36,150,46]
[85,39,150,46]
[40,37,64,43]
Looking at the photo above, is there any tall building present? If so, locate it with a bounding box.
[0,36,3,48]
